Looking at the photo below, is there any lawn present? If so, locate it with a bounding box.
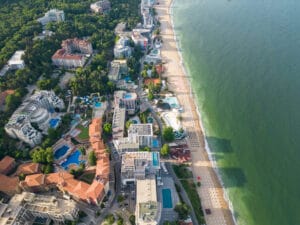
[173,164,205,224]
[79,173,95,184]
[172,164,193,179]
[181,179,205,224]
[77,125,89,140]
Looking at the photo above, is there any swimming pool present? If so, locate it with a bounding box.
[147,117,154,123]
[163,97,180,109]
[152,152,159,167]
[124,76,131,82]
[94,102,102,108]
[61,150,85,170]
[49,118,60,129]
[124,93,133,99]
[54,145,70,160]
[162,188,173,208]
[152,139,159,148]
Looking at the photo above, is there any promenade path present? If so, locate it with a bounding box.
[154,0,236,225]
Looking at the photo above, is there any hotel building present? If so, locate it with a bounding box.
[121,151,160,185]
[114,36,132,59]
[128,123,153,147]
[52,38,93,68]
[0,192,78,224]
[135,179,161,225]
[90,0,111,13]
[37,9,65,25]
[5,91,65,147]
[114,90,138,115]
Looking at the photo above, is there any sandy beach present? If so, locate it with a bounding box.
[154,0,236,224]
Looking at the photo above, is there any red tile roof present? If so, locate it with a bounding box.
[0,156,15,174]
[144,78,161,86]
[0,174,19,195]
[23,173,45,187]
[15,163,40,175]
[0,90,15,106]
[52,49,84,60]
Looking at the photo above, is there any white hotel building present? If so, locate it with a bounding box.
[5,91,65,147]
[37,9,65,26]
[135,179,161,225]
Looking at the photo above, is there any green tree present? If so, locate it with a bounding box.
[174,203,190,220]
[105,214,115,225]
[31,147,54,164]
[103,122,112,135]
[163,127,175,142]
[126,120,132,129]
[160,144,170,156]
[140,146,151,152]
[148,90,154,101]
[88,151,97,166]
[79,146,86,155]
[129,215,135,225]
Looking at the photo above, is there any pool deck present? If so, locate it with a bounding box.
[157,176,180,223]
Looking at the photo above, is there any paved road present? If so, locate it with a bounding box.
[166,162,199,225]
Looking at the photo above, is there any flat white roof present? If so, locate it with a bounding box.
[8,51,25,65]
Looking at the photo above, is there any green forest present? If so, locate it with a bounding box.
[0,0,141,159]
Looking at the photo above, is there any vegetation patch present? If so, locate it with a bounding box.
[79,173,95,184]
[77,125,89,140]
[181,179,205,224]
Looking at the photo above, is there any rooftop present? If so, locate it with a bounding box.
[0,156,15,174]
[136,179,160,223]
[15,162,40,175]
[8,51,25,65]
[128,123,153,136]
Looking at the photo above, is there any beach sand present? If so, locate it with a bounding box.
[154,0,236,224]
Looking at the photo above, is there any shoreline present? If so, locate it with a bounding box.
[155,0,236,224]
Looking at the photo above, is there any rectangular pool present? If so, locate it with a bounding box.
[162,188,173,208]
[54,145,69,160]
[152,152,159,167]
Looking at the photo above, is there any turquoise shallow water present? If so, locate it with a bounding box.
[172,0,300,225]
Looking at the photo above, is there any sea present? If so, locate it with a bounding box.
[172,0,300,225]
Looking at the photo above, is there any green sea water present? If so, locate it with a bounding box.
[172,0,300,225]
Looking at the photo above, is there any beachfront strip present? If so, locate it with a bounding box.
[155,0,236,224]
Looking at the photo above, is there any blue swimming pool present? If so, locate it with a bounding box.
[94,102,102,108]
[152,139,159,148]
[61,150,85,170]
[162,188,173,208]
[54,145,70,160]
[152,152,159,167]
[124,93,132,99]
[49,118,60,129]
[124,76,131,82]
